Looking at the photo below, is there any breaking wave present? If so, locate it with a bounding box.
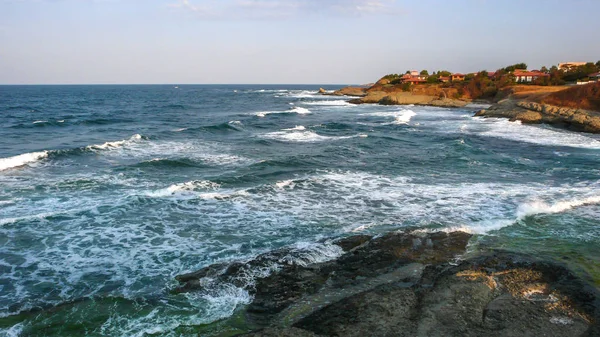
[0,151,49,171]
[517,196,600,219]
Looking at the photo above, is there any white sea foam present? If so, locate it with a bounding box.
[86,134,144,151]
[173,128,188,132]
[255,107,311,118]
[290,107,311,114]
[473,118,600,149]
[275,179,296,189]
[228,120,242,126]
[282,125,306,131]
[146,180,221,198]
[0,151,49,171]
[302,100,352,106]
[361,109,417,125]
[255,111,285,118]
[261,130,338,142]
[32,120,47,124]
[517,196,600,219]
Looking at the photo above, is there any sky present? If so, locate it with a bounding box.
[0,0,599,84]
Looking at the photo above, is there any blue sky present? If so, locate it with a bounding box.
[1,0,599,84]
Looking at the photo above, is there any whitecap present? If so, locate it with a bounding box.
[86,134,144,151]
[32,120,47,124]
[275,179,296,189]
[517,196,600,219]
[473,118,600,149]
[282,125,306,131]
[302,100,352,106]
[0,151,49,171]
[261,130,334,143]
[146,180,221,198]
[362,109,417,125]
[290,107,311,115]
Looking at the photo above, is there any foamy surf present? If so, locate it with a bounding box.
[282,125,306,131]
[517,196,600,219]
[0,151,49,171]
[86,134,144,151]
[255,107,311,118]
[261,130,355,143]
[362,109,417,125]
[302,100,352,106]
[474,118,600,149]
[147,180,221,198]
[290,107,311,114]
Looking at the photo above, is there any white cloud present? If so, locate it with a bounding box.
[168,0,400,19]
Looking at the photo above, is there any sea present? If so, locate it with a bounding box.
[1,84,600,336]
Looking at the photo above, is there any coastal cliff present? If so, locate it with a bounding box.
[175,231,599,336]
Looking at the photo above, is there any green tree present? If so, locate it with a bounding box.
[502,63,528,72]
[540,66,549,73]
[420,70,429,76]
[427,74,440,83]
[439,70,452,77]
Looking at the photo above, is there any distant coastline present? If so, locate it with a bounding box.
[321,62,600,133]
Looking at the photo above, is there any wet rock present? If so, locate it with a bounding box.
[291,251,598,337]
[318,88,327,94]
[245,231,471,325]
[477,99,600,133]
[177,231,598,336]
[332,234,372,251]
[241,327,323,337]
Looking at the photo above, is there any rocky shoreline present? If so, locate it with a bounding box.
[474,99,600,133]
[322,86,471,108]
[175,231,599,336]
[321,81,600,133]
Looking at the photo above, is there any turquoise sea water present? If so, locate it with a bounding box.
[1,85,600,336]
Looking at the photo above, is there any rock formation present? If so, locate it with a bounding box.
[175,231,599,336]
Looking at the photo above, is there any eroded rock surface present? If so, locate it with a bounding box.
[175,231,599,337]
[475,98,600,133]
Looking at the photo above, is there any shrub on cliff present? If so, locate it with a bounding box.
[401,83,412,92]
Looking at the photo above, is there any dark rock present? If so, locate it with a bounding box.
[177,231,598,337]
[332,234,372,251]
[240,327,323,337]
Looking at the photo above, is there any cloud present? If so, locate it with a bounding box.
[168,0,401,20]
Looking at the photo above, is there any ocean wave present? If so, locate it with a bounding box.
[282,125,306,131]
[260,130,356,143]
[473,118,600,149]
[361,109,417,125]
[133,158,206,169]
[301,100,352,106]
[147,180,221,198]
[85,134,145,151]
[0,151,49,171]
[517,196,600,219]
[255,106,311,118]
[201,122,243,132]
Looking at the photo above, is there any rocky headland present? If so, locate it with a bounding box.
[323,78,600,133]
[175,231,600,336]
[324,81,470,108]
